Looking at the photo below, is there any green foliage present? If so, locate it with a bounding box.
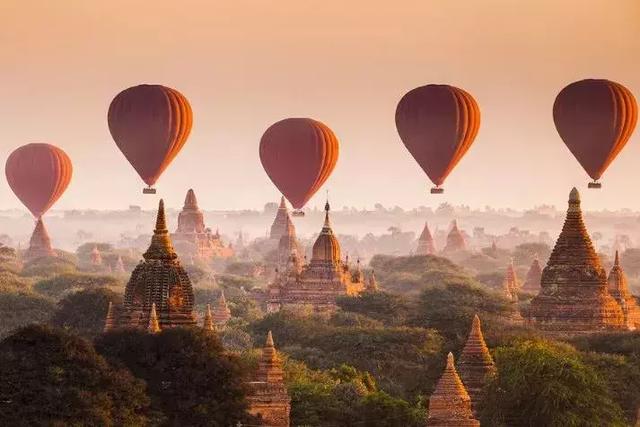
[0,271,31,293]
[0,290,55,338]
[34,273,121,299]
[512,242,551,265]
[481,340,626,427]
[95,328,253,426]
[474,271,505,290]
[50,287,123,339]
[336,291,412,325]
[225,261,263,277]
[0,325,149,425]
[20,256,77,278]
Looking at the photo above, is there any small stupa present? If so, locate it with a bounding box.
[212,290,232,326]
[442,220,467,254]
[246,331,291,427]
[202,304,216,332]
[147,303,161,334]
[114,256,126,274]
[416,222,437,255]
[270,197,293,241]
[522,254,543,292]
[457,315,496,416]
[365,270,379,292]
[502,258,519,301]
[608,251,640,330]
[24,218,55,261]
[427,352,480,427]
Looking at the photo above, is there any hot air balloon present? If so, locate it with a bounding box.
[108,84,193,194]
[5,143,73,218]
[259,118,339,216]
[553,79,637,188]
[395,84,480,194]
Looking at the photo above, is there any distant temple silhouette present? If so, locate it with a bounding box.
[24,218,55,261]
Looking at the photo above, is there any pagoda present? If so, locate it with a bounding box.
[266,201,364,312]
[24,218,55,261]
[442,220,467,254]
[202,304,216,332]
[212,290,232,326]
[457,315,496,416]
[117,199,197,330]
[522,255,543,292]
[502,259,519,301]
[246,331,291,427]
[171,189,234,261]
[270,197,292,241]
[277,215,299,269]
[90,245,102,266]
[528,188,625,335]
[416,222,436,255]
[114,256,126,274]
[608,251,640,330]
[427,352,480,427]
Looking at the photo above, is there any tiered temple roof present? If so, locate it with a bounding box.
[246,331,291,427]
[270,197,292,241]
[442,220,467,254]
[118,199,196,330]
[171,189,233,261]
[457,315,496,416]
[427,352,480,427]
[608,251,640,330]
[416,222,436,255]
[212,290,232,326]
[24,218,55,261]
[522,255,543,292]
[528,188,625,335]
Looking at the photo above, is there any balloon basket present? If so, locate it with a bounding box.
[588,182,601,189]
[292,210,305,217]
[430,187,444,194]
[143,187,157,194]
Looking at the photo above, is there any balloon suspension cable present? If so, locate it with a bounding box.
[143,186,157,194]
[588,180,601,189]
[430,186,444,194]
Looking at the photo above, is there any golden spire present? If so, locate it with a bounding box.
[148,303,161,333]
[103,301,115,333]
[203,303,215,331]
[143,199,178,261]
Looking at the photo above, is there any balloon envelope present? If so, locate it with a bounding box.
[553,79,637,181]
[5,143,73,218]
[108,84,193,187]
[395,84,480,189]
[259,118,339,209]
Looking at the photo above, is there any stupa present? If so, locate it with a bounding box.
[266,201,364,312]
[270,197,293,241]
[202,304,216,332]
[171,189,234,261]
[24,218,55,261]
[416,222,437,255]
[246,331,291,427]
[212,290,232,326]
[608,251,640,330]
[114,256,126,274]
[117,199,197,330]
[457,315,496,415]
[522,255,543,292]
[147,303,161,333]
[277,215,299,269]
[528,188,625,335]
[427,352,480,427]
[442,220,467,254]
[502,259,519,301]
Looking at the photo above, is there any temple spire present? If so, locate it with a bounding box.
[203,303,216,332]
[417,222,437,255]
[608,250,640,330]
[212,290,232,326]
[25,218,55,261]
[184,188,199,210]
[523,254,543,292]
[148,303,161,334]
[366,270,379,292]
[143,199,178,261]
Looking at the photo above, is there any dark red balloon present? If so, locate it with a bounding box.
[108,84,193,188]
[259,118,339,209]
[5,143,73,218]
[395,84,480,190]
[553,79,637,183]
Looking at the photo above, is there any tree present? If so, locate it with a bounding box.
[0,325,149,425]
[0,271,31,293]
[50,287,123,339]
[20,256,77,278]
[34,273,121,299]
[336,292,412,326]
[0,290,55,338]
[95,328,253,426]
[481,340,625,427]
[512,242,551,265]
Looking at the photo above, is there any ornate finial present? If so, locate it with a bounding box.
[446,352,455,369]
[323,197,331,228]
[279,196,286,208]
[471,314,481,334]
[144,199,178,260]
[155,199,167,232]
[203,304,215,331]
[614,250,620,266]
[266,330,274,347]
[148,303,161,333]
[569,187,580,203]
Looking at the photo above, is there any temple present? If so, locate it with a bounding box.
[607,251,640,330]
[203,304,216,331]
[502,259,519,301]
[457,315,496,416]
[277,215,299,270]
[246,331,291,427]
[427,352,480,427]
[212,290,232,327]
[24,218,55,262]
[528,188,625,335]
[270,197,293,241]
[116,199,197,330]
[416,222,436,255]
[114,256,126,274]
[171,189,234,261]
[265,201,365,312]
[442,220,467,254]
[522,255,543,292]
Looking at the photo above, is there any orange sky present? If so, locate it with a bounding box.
[1,0,639,212]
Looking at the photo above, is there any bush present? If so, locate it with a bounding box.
[0,291,55,338]
[34,273,121,299]
[21,256,77,278]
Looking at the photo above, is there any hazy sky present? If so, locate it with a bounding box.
[1,0,639,212]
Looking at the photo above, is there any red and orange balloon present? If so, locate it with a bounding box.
[395,84,480,193]
[259,118,339,210]
[5,143,73,218]
[553,79,637,187]
[108,84,192,193]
